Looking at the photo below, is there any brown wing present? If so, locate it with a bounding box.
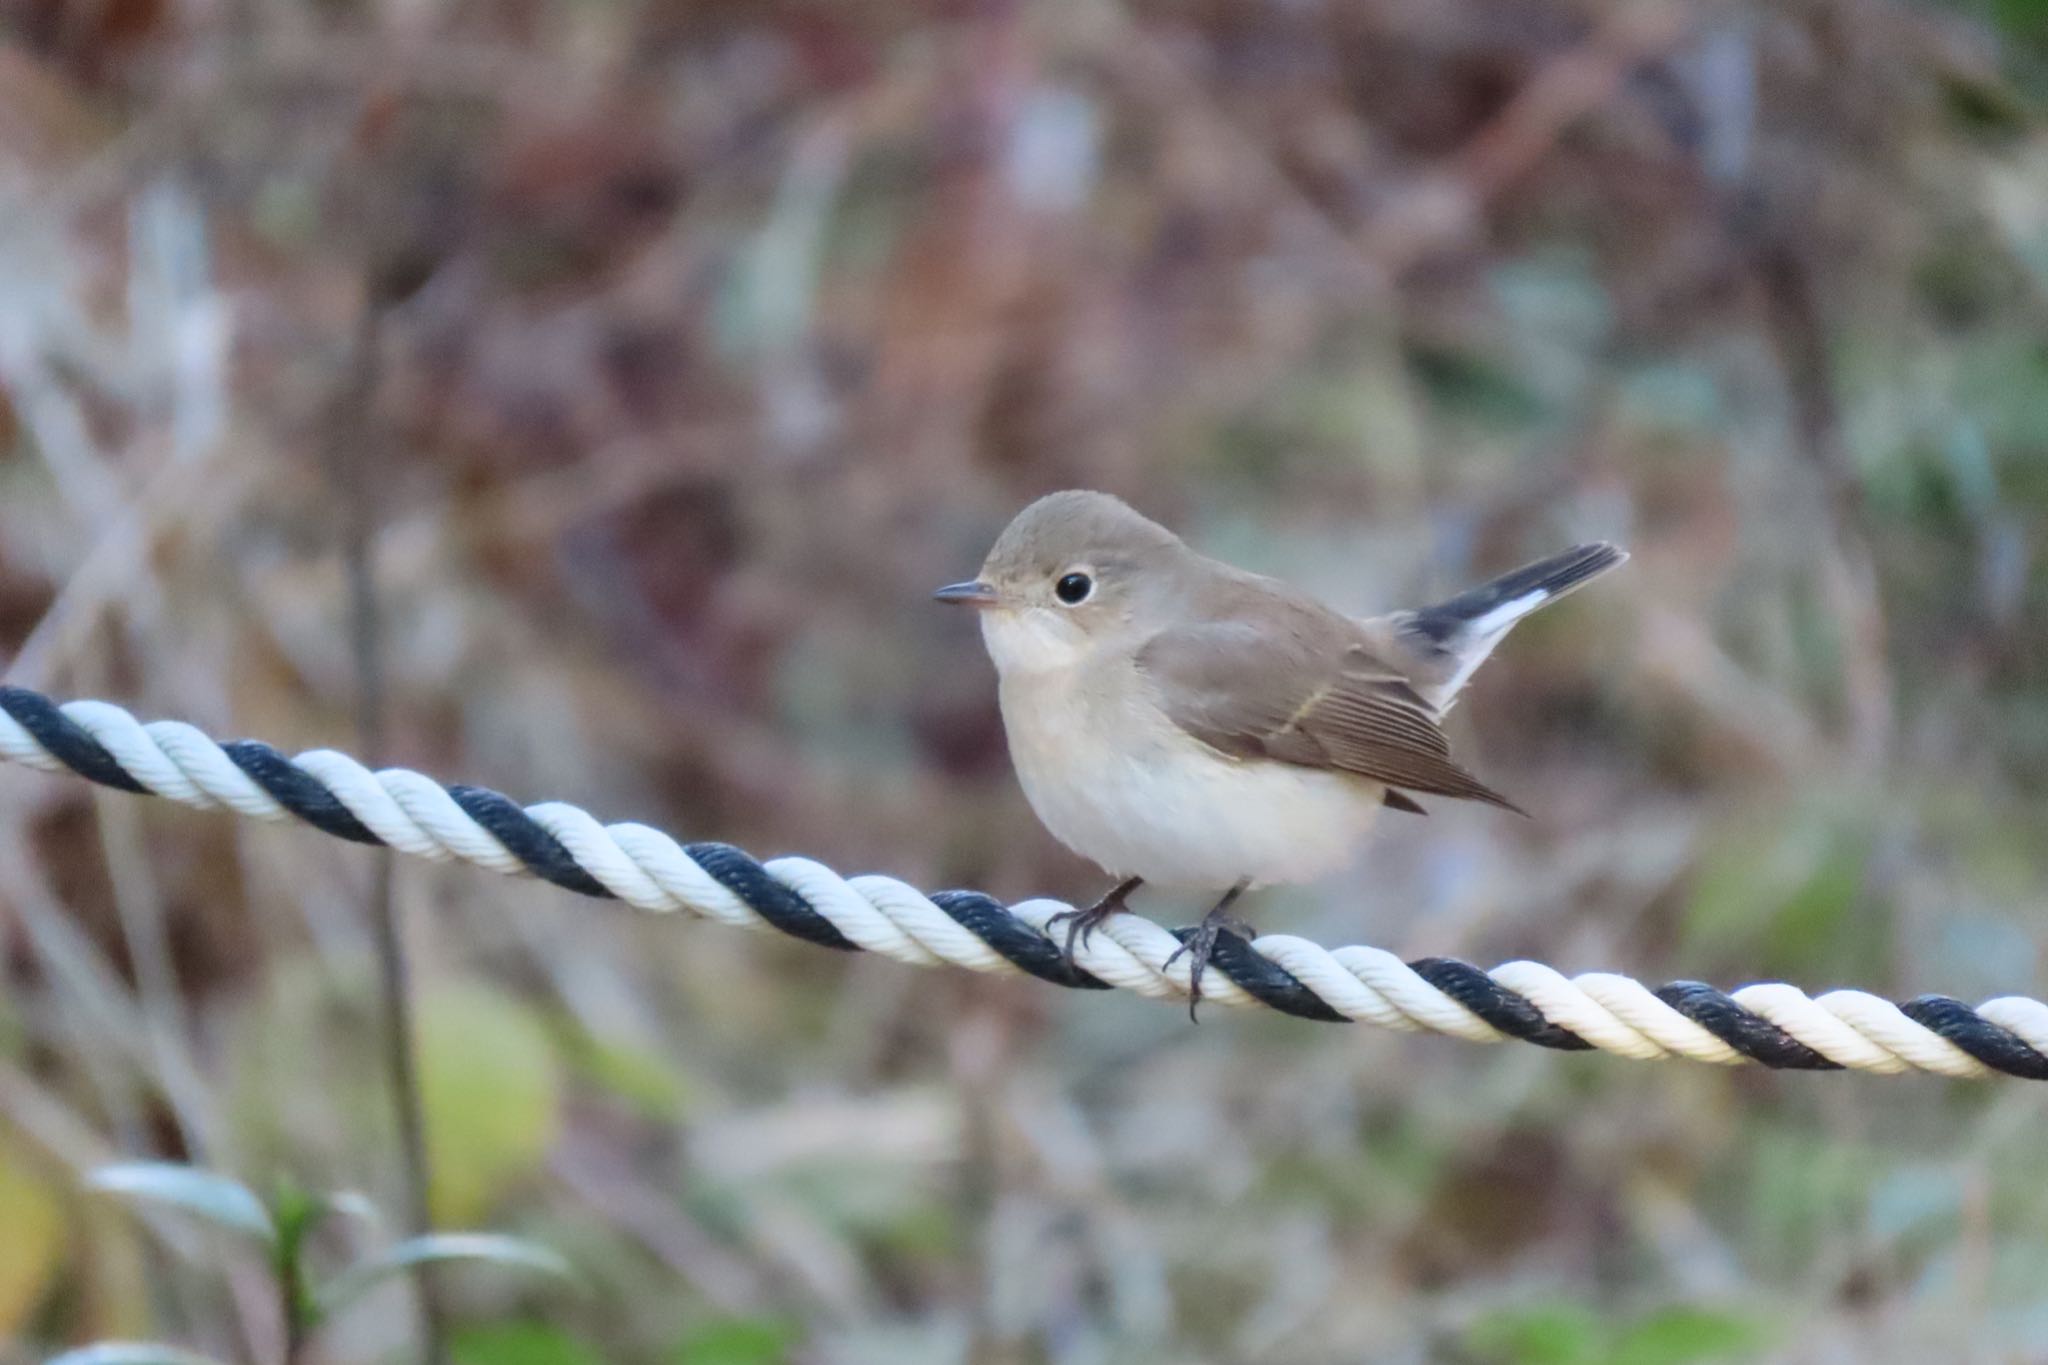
[1136,618,1525,814]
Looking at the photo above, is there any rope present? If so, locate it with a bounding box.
[1,685,2044,1082]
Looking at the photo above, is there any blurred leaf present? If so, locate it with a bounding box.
[1993,0,2048,45]
[1916,231,2024,332]
[0,994,23,1053]
[1938,68,2034,143]
[44,1346,231,1365]
[1744,1132,1873,1276]
[866,1197,958,1262]
[565,1032,693,1119]
[0,1141,63,1335]
[271,1174,331,1251]
[1405,342,1547,429]
[322,1189,385,1231]
[1682,807,1876,978]
[1685,811,1814,952]
[1610,1306,1764,1365]
[88,1163,275,1244]
[453,1322,603,1365]
[672,1316,803,1365]
[1957,334,2048,475]
[1464,1302,1606,1365]
[1762,830,1871,974]
[268,1175,329,1337]
[321,1233,576,1316]
[418,983,563,1224]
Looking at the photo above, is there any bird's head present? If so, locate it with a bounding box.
[933,490,1185,677]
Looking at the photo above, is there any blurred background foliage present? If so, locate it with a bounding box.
[1,0,2047,1360]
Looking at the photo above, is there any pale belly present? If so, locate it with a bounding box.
[999,673,1384,889]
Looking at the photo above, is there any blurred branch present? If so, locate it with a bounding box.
[1112,1,1694,287]
[1637,606,1825,771]
[1394,1,1697,264]
[1750,231,1896,770]
[547,1138,770,1313]
[92,791,215,1160]
[326,279,449,1363]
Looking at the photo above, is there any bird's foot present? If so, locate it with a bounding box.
[1046,876,1144,966]
[1162,883,1253,1022]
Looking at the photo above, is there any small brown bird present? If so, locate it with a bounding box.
[935,490,1627,1014]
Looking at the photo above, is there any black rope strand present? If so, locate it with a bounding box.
[685,842,859,951]
[447,784,613,899]
[932,891,1110,989]
[1174,925,1349,1022]
[0,687,149,794]
[3,682,2044,1079]
[1654,982,1843,1071]
[223,740,384,845]
[1411,958,1593,1050]
[1901,995,2048,1081]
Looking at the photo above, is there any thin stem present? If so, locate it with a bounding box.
[329,299,450,1365]
[280,1255,310,1365]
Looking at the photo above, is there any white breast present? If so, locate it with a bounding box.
[991,627,1384,890]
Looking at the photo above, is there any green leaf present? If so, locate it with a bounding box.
[0,1139,64,1336]
[417,984,563,1224]
[88,1163,276,1244]
[270,1175,331,1252]
[453,1322,603,1365]
[1611,1306,1765,1365]
[565,1032,693,1120]
[44,1345,233,1365]
[1680,805,1878,979]
[672,1317,803,1365]
[265,1175,328,1338]
[1405,341,1547,430]
[319,1233,576,1317]
[1462,1303,1606,1365]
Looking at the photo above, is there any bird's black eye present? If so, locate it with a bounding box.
[1054,571,1094,605]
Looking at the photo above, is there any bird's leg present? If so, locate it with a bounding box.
[1163,882,1253,1022]
[1046,876,1144,965]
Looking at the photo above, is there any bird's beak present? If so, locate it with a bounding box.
[932,579,1000,608]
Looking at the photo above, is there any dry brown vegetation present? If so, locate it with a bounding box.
[3,0,2048,1361]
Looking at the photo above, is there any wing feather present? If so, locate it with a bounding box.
[1136,617,1525,814]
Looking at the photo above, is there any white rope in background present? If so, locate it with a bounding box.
[2,689,2045,1080]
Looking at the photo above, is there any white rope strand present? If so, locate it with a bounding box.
[1,689,2042,1081]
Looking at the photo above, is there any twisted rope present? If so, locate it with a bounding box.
[1,686,2044,1080]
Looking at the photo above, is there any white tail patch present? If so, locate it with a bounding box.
[1465,588,1552,640]
[1431,589,1551,705]
[1403,541,1628,711]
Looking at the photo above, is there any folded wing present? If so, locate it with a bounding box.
[1136,617,1525,814]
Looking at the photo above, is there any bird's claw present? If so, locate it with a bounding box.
[1164,888,1253,1022]
[1045,876,1142,969]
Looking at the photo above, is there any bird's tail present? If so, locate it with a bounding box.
[1383,542,1628,708]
